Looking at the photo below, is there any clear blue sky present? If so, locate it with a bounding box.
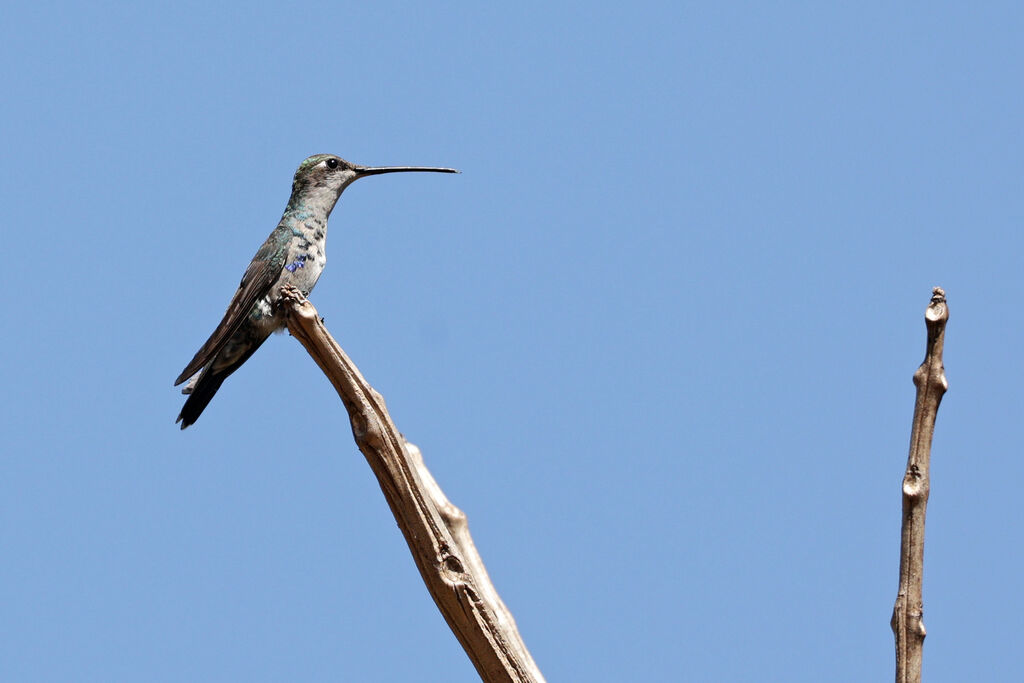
[2,3,1022,681]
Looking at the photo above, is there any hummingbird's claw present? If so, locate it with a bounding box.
[277,284,305,306]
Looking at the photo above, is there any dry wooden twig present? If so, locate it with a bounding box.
[279,286,546,683]
[891,287,949,683]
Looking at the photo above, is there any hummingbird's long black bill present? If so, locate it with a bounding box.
[354,165,460,177]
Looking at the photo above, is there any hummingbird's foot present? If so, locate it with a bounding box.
[276,285,310,330]
[277,284,305,307]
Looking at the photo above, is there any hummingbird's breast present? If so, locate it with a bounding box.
[281,223,327,296]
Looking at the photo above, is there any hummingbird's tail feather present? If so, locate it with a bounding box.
[177,370,227,429]
[175,334,270,429]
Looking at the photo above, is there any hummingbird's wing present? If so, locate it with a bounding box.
[174,239,285,386]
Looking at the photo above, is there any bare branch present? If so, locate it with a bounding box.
[891,287,949,683]
[279,286,546,683]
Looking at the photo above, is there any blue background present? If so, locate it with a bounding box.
[2,3,1022,681]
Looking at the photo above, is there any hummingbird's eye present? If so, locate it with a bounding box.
[326,158,339,170]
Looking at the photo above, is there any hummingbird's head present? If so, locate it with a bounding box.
[288,154,460,213]
[290,154,360,207]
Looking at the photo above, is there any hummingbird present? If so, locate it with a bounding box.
[174,154,458,429]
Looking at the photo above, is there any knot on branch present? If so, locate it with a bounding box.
[443,553,466,575]
[902,464,927,499]
[349,411,388,450]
